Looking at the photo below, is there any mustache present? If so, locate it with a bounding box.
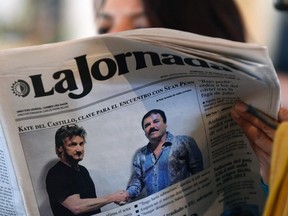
[148,128,158,135]
[75,151,83,156]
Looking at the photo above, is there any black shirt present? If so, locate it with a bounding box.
[46,161,101,216]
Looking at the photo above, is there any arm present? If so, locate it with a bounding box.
[46,164,128,215]
[230,101,288,184]
[126,152,145,199]
[61,191,128,215]
[186,136,204,174]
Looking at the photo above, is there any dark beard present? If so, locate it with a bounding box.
[63,151,83,165]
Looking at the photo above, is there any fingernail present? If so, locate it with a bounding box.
[234,102,248,112]
[231,109,240,119]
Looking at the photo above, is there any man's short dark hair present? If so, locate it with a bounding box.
[55,124,87,157]
[141,109,167,129]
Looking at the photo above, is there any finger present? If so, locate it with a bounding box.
[250,141,271,184]
[278,107,288,122]
[232,102,276,140]
[231,108,273,155]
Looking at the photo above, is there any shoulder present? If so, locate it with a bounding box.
[170,133,199,151]
[168,132,196,143]
[46,162,70,187]
[133,143,150,155]
[132,145,149,164]
[79,164,90,174]
[46,161,73,182]
[47,161,63,176]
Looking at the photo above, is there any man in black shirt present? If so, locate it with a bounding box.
[46,124,127,216]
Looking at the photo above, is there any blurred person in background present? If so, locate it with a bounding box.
[94,0,245,42]
[93,0,288,191]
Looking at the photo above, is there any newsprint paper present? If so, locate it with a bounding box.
[0,28,280,216]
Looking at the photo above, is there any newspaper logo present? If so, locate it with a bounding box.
[10,53,232,100]
[11,80,30,97]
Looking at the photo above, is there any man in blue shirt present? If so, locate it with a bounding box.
[125,109,204,199]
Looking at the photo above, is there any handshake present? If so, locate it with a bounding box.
[109,190,130,205]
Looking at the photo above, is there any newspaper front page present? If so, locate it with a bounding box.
[0,28,280,216]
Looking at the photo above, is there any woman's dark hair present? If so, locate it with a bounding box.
[142,0,246,42]
[94,0,246,42]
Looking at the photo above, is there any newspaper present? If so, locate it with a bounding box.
[0,28,280,216]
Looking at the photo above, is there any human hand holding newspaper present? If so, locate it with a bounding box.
[231,102,288,185]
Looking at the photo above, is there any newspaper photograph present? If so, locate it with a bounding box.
[0,29,280,216]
